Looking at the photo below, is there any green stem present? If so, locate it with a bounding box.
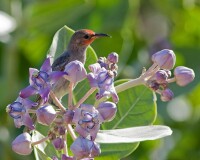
[66,124,77,141]
[167,77,176,83]
[50,91,66,112]
[74,87,96,108]
[62,132,68,156]
[68,82,74,110]
[32,136,49,146]
[115,77,145,93]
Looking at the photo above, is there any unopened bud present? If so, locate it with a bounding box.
[107,52,118,64]
[12,132,32,155]
[160,89,174,102]
[36,105,56,126]
[174,66,195,86]
[64,110,74,124]
[64,60,87,83]
[152,49,176,70]
[58,126,66,135]
[155,70,168,84]
[52,137,65,150]
[97,101,117,122]
[70,137,93,159]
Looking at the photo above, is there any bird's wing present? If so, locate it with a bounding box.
[52,53,70,71]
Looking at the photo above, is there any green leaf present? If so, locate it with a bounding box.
[32,131,47,153]
[102,80,157,130]
[96,125,172,143]
[98,80,157,159]
[47,25,74,63]
[34,147,52,160]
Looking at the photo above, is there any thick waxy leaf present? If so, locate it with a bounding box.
[97,80,157,158]
[96,125,172,143]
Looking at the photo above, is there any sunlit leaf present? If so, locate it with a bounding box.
[96,125,172,143]
[98,80,157,158]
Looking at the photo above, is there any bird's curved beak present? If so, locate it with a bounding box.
[93,33,111,38]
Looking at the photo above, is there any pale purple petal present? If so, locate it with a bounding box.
[72,108,82,124]
[75,125,89,138]
[90,123,100,141]
[111,91,119,104]
[49,71,67,84]
[88,63,101,74]
[14,118,23,128]
[39,87,50,104]
[19,85,38,99]
[29,68,39,85]
[22,113,35,130]
[40,58,52,73]
[22,98,38,109]
[87,73,98,87]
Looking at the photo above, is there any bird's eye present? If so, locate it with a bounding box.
[84,35,90,39]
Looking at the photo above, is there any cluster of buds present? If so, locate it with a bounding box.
[6,53,119,159]
[141,49,195,101]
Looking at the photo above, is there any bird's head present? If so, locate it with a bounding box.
[70,29,110,47]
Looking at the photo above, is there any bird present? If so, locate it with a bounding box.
[51,29,110,100]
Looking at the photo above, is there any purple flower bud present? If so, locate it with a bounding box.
[155,70,168,84]
[12,132,32,155]
[64,60,87,83]
[52,137,65,150]
[36,105,56,126]
[97,101,117,122]
[70,137,93,159]
[152,49,176,70]
[64,110,74,124]
[107,52,118,63]
[174,66,195,86]
[160,89,174,102]
[58,126,66,135]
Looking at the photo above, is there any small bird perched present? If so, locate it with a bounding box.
[51,29,110,100]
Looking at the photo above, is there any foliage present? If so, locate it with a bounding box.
[0,0,199,160]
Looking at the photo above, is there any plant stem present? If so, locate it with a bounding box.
[50,91,66,112]
[68,82,74,110]
[167,77,176,83]
[32,136,49,146]
[62,132,68,156]
[74,87,97,108]
[66,124,77,141]
[27,109,36,113]
[115,77,145,93]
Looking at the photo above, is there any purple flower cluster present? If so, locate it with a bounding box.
[7,53,119,159]
[144,49,195,101]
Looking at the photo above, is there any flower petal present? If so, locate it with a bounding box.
[22,113,35,130]
[87,73,98,88]
[22,98,38,109]
[49,71,67,84]
[40,58,52,73]
[14,118,23,128]
[29,68,39,85]
[19,85,38,99]
[39,87,50,104]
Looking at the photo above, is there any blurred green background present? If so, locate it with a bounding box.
[0,0,200,160]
